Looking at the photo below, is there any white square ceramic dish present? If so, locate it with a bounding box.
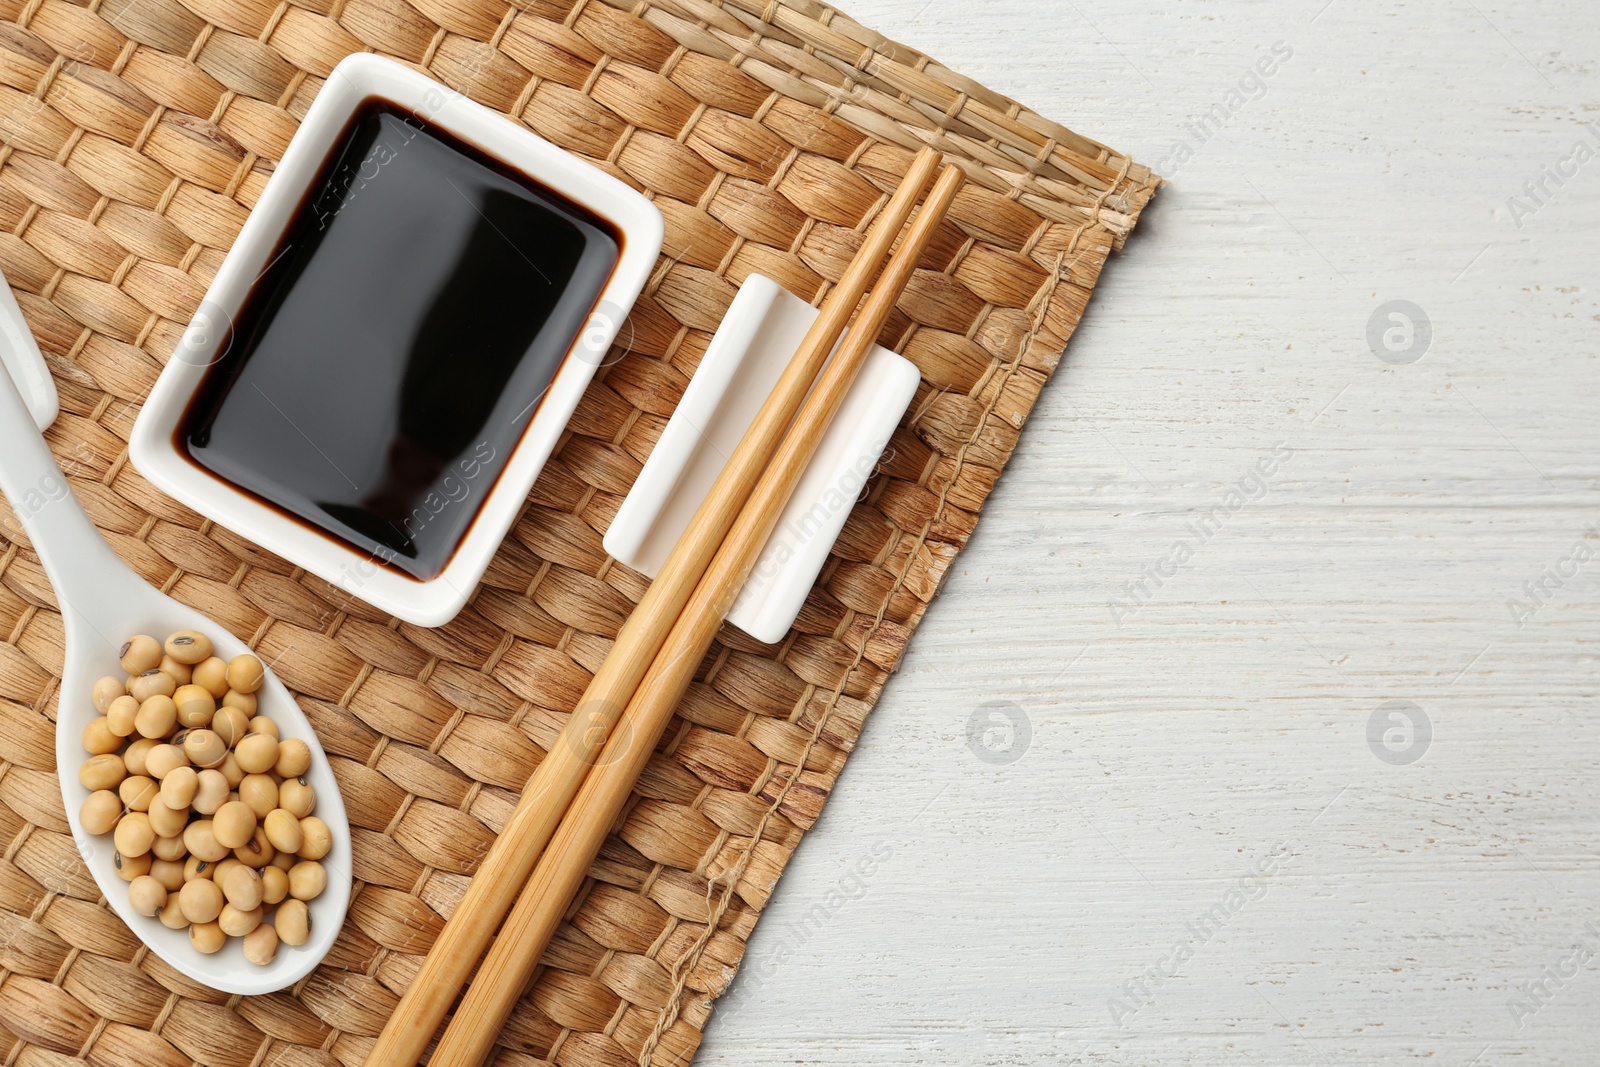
[130,53,662,627]
[603,275,919,644]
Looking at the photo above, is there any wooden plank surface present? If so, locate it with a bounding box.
[700,1,1600,1063]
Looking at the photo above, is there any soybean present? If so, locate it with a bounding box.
[226,654,265,694]
[261,866,289,906]
[218,903,262,937]
[273,739,311,779]
[179,878,224,924]
[288,861,327,902]
[220,864,265,910]
[173,684,215,729]
[119,775,157,812]
[183,729,227,769]
[242,922,278,965]
[82,717,120,755]
[235,733,279,775]
[119,635,162,674]
[113,850,151,881]
[213,706,250,745]
[79,753,126,791]
[114,813,154,858]
[193,769,230,815]
[234,826,276,869]
[151,836,189,862]
[275,899,310,947]
[183,820,230,863]
[160,766,199,809]
[144,744,187,780]
[128,875,167,916]
[219,751,244,787]
[123,738,157,777]
[132,696,177,739]
[147,799,188,839]
[80,790,121,835]
[263,809,304,854]
[192,656,229,698]
[128,669,175,702]
[105,695,140,737]
[159,655,192,687]
[189,921,225,954]
[239,774,279,819]
[213,801,256,849]
[213,858,243,888]
[157,895,189,930]
[278,778,315,819]
[165,630,213,665]
[92,675,126,713]
[150,858,186,892]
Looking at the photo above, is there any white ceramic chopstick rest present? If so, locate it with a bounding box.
[605,274,920,644]
[0,270,59,430]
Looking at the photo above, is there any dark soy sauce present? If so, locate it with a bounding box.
[181,100,620,580]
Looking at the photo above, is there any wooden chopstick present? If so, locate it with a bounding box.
[426,162,968,1067]
[362,146,941,1067]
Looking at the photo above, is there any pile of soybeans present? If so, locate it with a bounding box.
[77,629,332,966]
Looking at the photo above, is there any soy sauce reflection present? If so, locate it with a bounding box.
[182,103,620,579]
[331,186,588,556]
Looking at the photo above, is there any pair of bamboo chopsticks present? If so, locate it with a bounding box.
[364,147,964,1067]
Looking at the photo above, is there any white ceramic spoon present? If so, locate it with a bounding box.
[0,297,351,995]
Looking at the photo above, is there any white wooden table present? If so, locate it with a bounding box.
[701,1,1600,1063]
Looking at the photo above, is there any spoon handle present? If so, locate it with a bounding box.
[0,284,135,630]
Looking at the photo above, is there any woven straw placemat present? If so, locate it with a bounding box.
[0,0,1157,1061]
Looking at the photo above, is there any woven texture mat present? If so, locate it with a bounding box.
[0,0,1158,1061]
